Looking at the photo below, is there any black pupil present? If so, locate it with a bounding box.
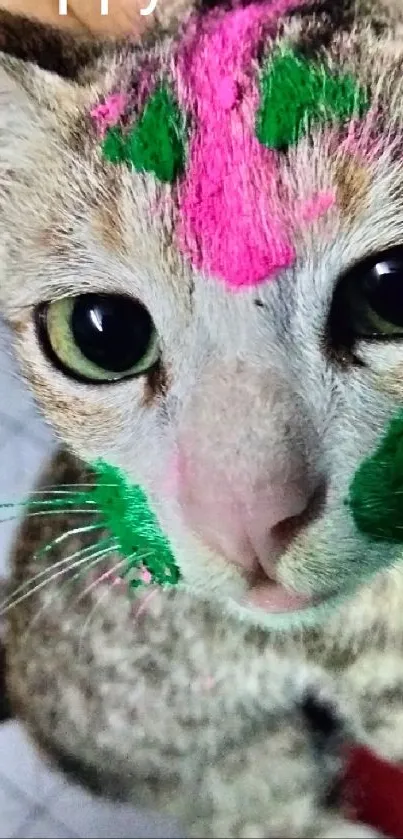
[71,294,153,373]
[362,255,403,327]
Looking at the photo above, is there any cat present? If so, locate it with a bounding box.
[2,0,403,834]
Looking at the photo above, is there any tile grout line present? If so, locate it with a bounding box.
[9,803,46,839]
[0,767,43,808]
[9,801,81,839]
[0,771,40,837]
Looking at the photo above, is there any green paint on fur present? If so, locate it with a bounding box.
[127,85,186,183]
[89,460,180,586]
[348,411,403,541]
[256,49,369,151]
[102,84,186,184]
[27,460,181,589]
[102,127,128,164]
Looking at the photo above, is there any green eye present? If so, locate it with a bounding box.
[37,294,160,384]
[330,246,403,348]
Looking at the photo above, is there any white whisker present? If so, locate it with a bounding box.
[35,523,105,557]
[0,538,116,612]
[2,546,118,616]
[0,500,96,510]
[77,558,126,657]
[20,548,119,642]
[76,557,126,606]
[132,588,159,624]
[29,490,95,496]
[25,509,99,517]
[1,558,93,615]
[78,587,114,660]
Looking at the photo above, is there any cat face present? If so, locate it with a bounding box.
[1,1,403,630]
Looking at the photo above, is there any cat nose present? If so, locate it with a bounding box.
[177,454,323,573]
[241,483,325,575]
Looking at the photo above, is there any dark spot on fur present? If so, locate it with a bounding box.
[196,0,234,12]
[195,0,309,12]
[292,0,389,60]
[290,0,356,58]
[290,0,354,23]
[300,693,348,808]
[335,157,371,225]
[301,693,340,741]
[197,0,349,11]
[143,361,170,407]
[188,275,196,312]
[0,10,109,81]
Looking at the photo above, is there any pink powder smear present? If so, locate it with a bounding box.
[91,93,128,138]
[131,588,159,622]
[176,0,307,289]
[296,191,335,223]
[200,676,215,692]
[138,566,153,585]
[161,452,181,498]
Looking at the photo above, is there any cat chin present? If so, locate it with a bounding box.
[243,583,317,614]
[205,587,352,632]
[177,578,343,631]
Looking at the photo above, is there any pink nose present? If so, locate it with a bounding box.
[177,451,322,575]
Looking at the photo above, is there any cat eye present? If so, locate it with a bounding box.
[330,246,403,347]
[36,294,160,383]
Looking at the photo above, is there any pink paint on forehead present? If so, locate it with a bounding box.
[176,0,306,289]
[342,110,385,160]
[91,93,128,138]
[296,191,335,224]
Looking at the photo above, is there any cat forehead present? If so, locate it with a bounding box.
[85,0,402,295]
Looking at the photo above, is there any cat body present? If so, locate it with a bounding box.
[2,0,403,835]
[4,448,397,838]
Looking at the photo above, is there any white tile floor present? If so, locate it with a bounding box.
[0,322,182,838]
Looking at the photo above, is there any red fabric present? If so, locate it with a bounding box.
[342,745,403,838]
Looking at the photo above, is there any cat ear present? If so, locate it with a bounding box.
[0,9,128,170]
[0,10,124,124]
[0,8,119,83]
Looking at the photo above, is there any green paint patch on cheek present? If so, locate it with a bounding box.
[348,411,403,541]
[90,460,181,587]
[102,127,128,164]
[102,84,186,184]
[23,460,181,590]
[256,49,369,151]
